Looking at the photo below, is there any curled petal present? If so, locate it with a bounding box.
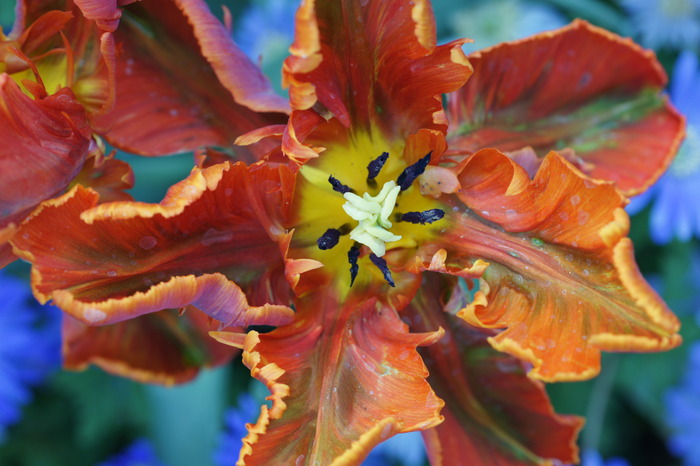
[63,306,237,385]
[448,20,684,195]
[98,0,287,159]
[280,0,472,161]
[405,274,583,465]
[12,161,299,328]
[212,289,444,464]
[429,149,681,381]
[0,75,91,231]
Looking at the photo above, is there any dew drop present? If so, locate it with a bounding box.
[559,211,569,221]
[570,194,581,206]
[139,236,157,249]
[565,254,574,262]
[578,210,590,226]
[505,209,517,219]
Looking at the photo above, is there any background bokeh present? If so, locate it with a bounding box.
[2,0,700,464]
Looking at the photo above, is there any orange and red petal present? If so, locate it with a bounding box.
[71,150,134,202]
[405,274,582,465]
[424,149,681,382]
[63,306,237,385]
[281,0,472,161]
[447,20,684,195]
[212,286,444,464]
[0,75,90,231]
[12,161,298,328]
[97,0,287,159]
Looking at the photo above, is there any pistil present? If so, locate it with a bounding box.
[342,180,402,257]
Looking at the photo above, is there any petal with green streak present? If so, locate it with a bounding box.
[404,273,583,465]
[12,161,298,328]
[96,0,287,159]
[63,306,237,385]
[212,285,444,465]
[280,0,472,161]
[447,20,684,195]
[424,148,681,382]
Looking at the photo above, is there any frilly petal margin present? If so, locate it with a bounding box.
[279,0,472,162]
[0,75,91,269]
[211,288,444,465]
[11,161,300,328]
[96,0,287,159]
[424,149,681,382]
[447,19,684,196]
[404,273,583,465]
[63,306,237,385]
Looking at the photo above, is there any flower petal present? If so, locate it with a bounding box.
[12,161,297,328]
[280,0,472,161]
[71,151,134,202]
[424,148,681,381]
[404,273,583,465]
[212,287,444,464]
[0,74,91,232]
[63,305,237,385]
[447,20,684,195]
[97,0,287,158]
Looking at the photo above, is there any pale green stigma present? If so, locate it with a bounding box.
[342,180,402,257]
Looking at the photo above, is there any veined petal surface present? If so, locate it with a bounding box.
[424,149,681,381]
[62,306,236,385]
[447,20,684,195]
[405,273,583,465]
[279,0,472,161]
[12,161,297,328]
[212,285,444,465]
[98,0,287,159]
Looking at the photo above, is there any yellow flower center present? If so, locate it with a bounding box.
[292,132,446,289]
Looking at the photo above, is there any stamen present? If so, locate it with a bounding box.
[366,152,389,188]
[317,228,341,250]
[400,209,445,225]
[348,243,360,286]
[397,152,431,191]
[369,253,395,287]
[329,175,354,194]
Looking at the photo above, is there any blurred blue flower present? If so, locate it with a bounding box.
[627,50,700,244]
[234,0,296,93]
[448,0,568,53]
[621,0,700,50]
[0,271,61,442]
[363,431,426,466]
[581,449,630,466]
[213,392,259,466]
[665,342,700,465]
[98,438,165,466]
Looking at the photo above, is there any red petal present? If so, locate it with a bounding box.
[0,75,91,230]
[405,274,583,465]
[447,20,684,195]
[212,286,444,464]
[97,0,287,159]
[71,151,134,202]
[280,0,472,161]
[12,161,298,328]
[63,306,237,385]
[423,149,681,381]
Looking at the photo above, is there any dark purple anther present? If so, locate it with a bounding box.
[369,253,395,287]
[348,243,360,286]
[329,175,353,194]
[400,209,445,225]
[317,228,341,250]
[397,152,431,191]
[367,152,389,182]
